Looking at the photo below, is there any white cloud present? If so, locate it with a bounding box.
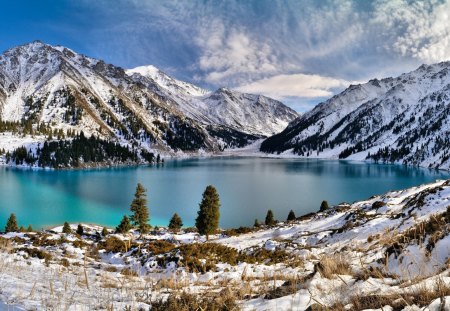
[372,0,450,63]
[195,19,279,84]
[73,0,450,106]
[192,1,366,86]
[235,73,354,99]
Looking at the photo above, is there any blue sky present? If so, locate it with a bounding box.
[1,0,449,111]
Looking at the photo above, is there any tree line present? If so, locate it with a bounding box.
[7,131,159,168]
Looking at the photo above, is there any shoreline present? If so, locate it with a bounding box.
[1,152,447,174]
[1,136,448,172]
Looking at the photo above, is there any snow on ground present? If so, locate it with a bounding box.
[1,180,450,310]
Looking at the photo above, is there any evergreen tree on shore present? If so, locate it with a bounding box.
[195,185,220,240]
[5,213,18,233]
[265,210,276,226]
[287,210,296,222]
[254,219,260,227]
[76,224,84,236]
[320,200,329,212]
[62,222,72,234]
[130,183,150,234]
[168,213,183,232]
[101,227,108,236]
[116,215,132,234]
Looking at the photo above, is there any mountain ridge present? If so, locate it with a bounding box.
[0,41,298,165]
[261,61,450,169]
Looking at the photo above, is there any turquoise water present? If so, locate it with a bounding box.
[0,157,449,230]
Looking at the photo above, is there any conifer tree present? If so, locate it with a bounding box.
[320,200,329,212]
[27,225,33,232]
[265,210,275,226]
[5,213,18,233]
[287,210,296,222]
[101,227,108,236]
[76,224,84,236]
[168,213,183,232]
[254,219,260,227]
[130,183,150,234]
[195,185,220,240]
[62,222,72,234]
[19,225,25,232]
[116,215,132,234]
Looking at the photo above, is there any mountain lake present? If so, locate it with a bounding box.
[0,157,449,230]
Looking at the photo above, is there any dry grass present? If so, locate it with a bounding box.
[264,274,309,299]
[0,236,12,252]
[331,277,450,310]
[315,254,352,279]
[383,208,450,262]
[151,289,240,311]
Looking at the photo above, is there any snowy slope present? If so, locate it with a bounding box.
[0,41,298,158]
[127,65,208,97]
[126,67,299,137]
[1,179,450,310]
[261,62,450,169]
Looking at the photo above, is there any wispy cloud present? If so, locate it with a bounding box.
[235,74,355,99]
[372,0,450,63]
[196,21,279,84]
[50,0,450,111]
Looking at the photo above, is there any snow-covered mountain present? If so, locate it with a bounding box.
[261,62,450,169]
[126,66,298,137]
[0,41,298,156]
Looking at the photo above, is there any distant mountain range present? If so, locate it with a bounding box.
[0,41,298,157]
[261,62,450,169]
[5,41,450,170]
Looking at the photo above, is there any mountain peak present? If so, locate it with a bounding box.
[0,42,299,153]
[261,59,450,169]
[127,64,209,98]
[127,65,160,77]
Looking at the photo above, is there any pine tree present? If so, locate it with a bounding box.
[62,222,72,234]
[265,210,275,226]
[130,183,150,234]
[195,185,220,240]
[320,200,329,212]
[101,227,108,236]
[76,224,84,236]
[5,213,18,233]
[287,210,296,222]
[27,225,33,232]
[116,215,132,234]
[168,213,183,232]
[254,219,260,227]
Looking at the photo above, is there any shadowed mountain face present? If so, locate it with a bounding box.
[261,62,450,169]
[0,41,298,154]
